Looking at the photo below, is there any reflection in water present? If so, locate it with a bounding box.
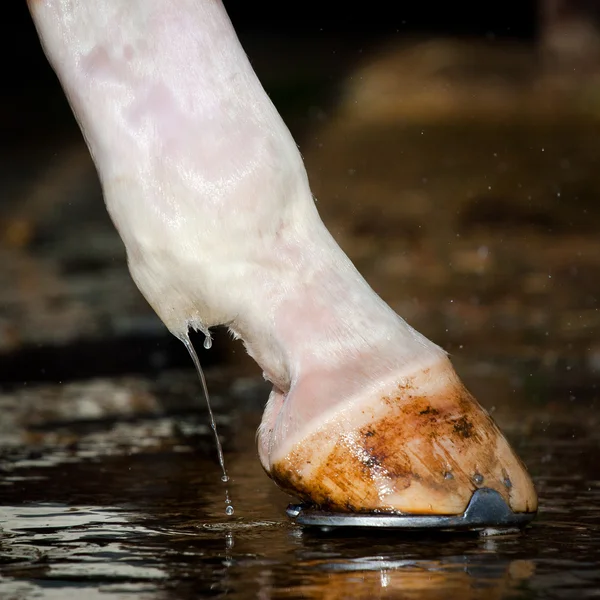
[0,375,599,599]
[0,505,168,599]
[275,555,536,600]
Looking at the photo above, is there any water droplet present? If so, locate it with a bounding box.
[225,532,234,549]
[182,335,232,516]
[503,477,512,489]
[444,471,454,480]
[472,472,484,485]
[225,505,234,516]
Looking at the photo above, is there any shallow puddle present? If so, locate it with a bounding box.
[0,368,598,599]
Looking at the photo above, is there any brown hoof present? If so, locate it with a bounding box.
[267,358,537,515]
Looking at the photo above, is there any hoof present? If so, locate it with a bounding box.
[267,358,537,515]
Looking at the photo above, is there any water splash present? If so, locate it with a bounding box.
[182,334,233,517]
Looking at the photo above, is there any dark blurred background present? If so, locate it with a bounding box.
[1,0,599,406]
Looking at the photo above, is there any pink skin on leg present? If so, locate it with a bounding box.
[28,0,536,515]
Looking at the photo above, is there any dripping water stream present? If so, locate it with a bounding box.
[182,333,234,516]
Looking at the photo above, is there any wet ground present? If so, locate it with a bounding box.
[2,27,600,600]
[0,364,599,599]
